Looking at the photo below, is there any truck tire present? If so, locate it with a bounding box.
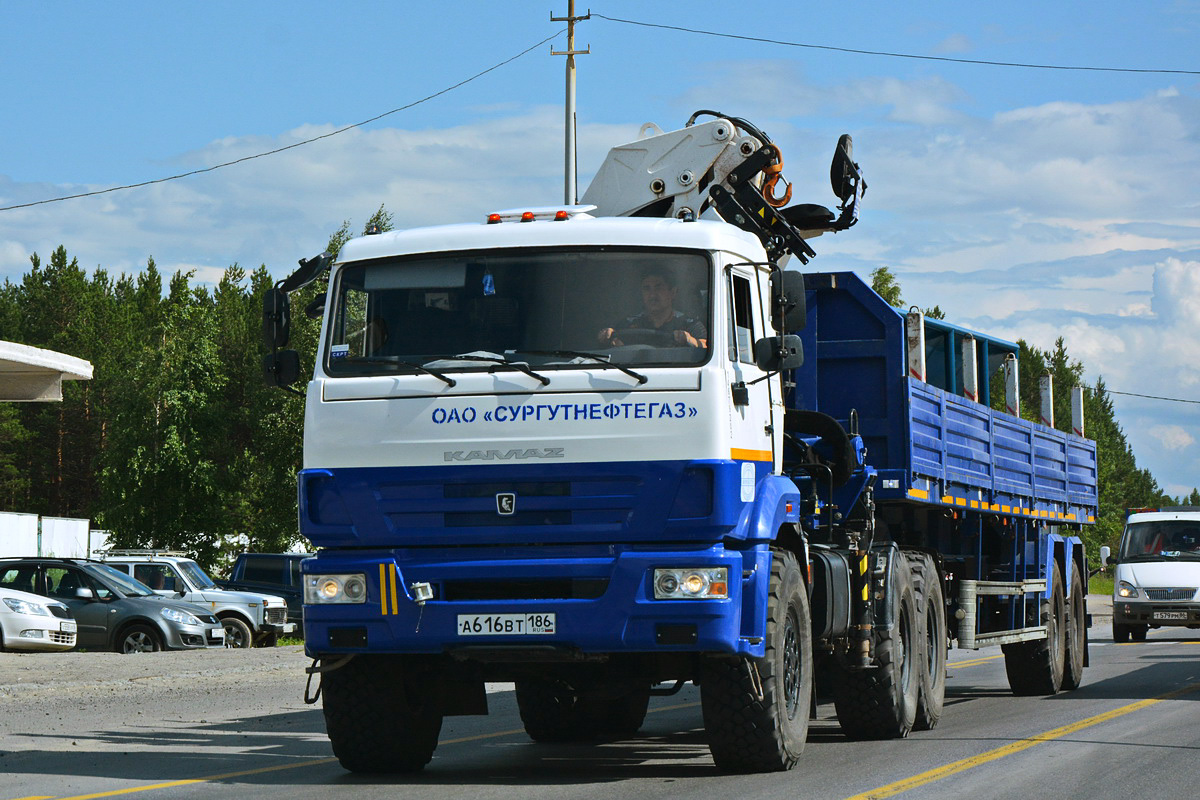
[515,679,649,742]
[322,656,443,772]
[116,624,162,654]
[1062,563,1086,690]
[220,616,253,649]
[831,562,921,739]
[913,557,946,731]
[700,549,812,772]
[1113,623,1131,643]
[1130,624,1148,642]
[1003,561,1066,695]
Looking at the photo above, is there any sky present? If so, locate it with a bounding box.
[1,1,1198,496]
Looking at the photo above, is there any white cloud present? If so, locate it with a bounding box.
[1148,425,1196,451]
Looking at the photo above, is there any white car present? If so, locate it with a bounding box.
[0,586,77,652]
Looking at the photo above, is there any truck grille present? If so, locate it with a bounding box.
[265,608,287,625]
[1144,588,1197,601]
[441,578,609,601]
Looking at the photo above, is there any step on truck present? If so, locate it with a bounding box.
[263,112,1098,773]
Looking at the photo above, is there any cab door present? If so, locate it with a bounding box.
[724,264,776,496]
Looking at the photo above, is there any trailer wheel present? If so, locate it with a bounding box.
[322,656,443,773]
[913,557,946,731]
[515,679,649,742]
[701,549,812,772]
[831,562,921,739]
[1062,563,1086,690]
[1003,561,1066,695]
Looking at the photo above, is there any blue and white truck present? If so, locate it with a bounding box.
[263,113,1098,773]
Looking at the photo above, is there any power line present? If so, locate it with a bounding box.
[1106,389,1200,406]
[593,13,1200,76]
[0,30,565,213]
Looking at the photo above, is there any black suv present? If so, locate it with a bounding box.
[0,558,226,653]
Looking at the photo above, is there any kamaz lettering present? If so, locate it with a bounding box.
[443,448,565,462]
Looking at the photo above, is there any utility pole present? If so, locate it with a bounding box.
[551,2,589,204]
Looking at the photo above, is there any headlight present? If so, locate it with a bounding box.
[161,606,202,626]
[304,574,367,604]
[652,567,728,600]
[3,597,50,616]
[1117,580,1139,598]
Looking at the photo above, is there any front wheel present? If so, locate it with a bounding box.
[221,616,253,649]
[701,549,812,772]
[117,624,162,654]
[322,656,443,773]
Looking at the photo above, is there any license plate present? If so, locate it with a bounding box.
[60,621,77,633]
[1153,611,1187,621]
[457,613,556,636]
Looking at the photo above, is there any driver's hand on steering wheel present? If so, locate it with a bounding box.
[673,330,700,347]
[598,327,624,347]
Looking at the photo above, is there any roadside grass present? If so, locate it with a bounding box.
[278,636,304,646]
[1089,573,1113,596]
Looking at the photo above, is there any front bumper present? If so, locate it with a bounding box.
[163,622,226,649]
[303,545,771,660]
[1114,600,1200,627]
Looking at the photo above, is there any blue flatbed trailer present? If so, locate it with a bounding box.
[794,271,1097,650]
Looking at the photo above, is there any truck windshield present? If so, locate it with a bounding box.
[325,248,712,376]
[1118,520,1200,561]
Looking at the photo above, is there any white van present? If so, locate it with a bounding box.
[1105,507,1200,642]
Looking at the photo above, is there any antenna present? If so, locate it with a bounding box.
[552,2,590,204]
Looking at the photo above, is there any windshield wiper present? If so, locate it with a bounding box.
[509,349,648,385]
[350,356,457,387]
[423,353,550,386]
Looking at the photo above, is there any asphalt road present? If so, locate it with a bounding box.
[2,608,1198,800]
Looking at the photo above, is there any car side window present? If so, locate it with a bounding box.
[134,564,177,591]
[243,557,283,584]
[45,567,85,600]
[0,567,37,594]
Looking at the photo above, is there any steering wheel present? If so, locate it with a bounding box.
[613,328,677,347]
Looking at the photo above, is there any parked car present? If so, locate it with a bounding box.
[220,552,311,630]
[0,585,77,652]
[97,550,295,648]
[0,558,225,653]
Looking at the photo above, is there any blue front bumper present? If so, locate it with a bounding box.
[303,544,771,660]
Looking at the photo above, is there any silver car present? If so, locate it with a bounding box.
[0,558,224,653]
[0,585,77,652]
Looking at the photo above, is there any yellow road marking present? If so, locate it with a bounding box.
[948,654,1004,668]
[845,682,1200,800]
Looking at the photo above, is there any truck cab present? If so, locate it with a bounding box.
[1109,507,1200,641]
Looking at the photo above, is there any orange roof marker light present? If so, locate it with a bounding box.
[484,204,598,224]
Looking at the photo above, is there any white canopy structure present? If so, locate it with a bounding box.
[0,340,93,401]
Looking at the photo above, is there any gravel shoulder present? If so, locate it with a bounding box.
[0,644,312,699]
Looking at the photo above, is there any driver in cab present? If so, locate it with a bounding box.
[597,267,707,348]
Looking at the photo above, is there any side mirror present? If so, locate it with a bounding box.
[830,134,856,203]
[771,270,806,332]
[263,350,302,388]
[1099,545,1111,566]
[754,335,804,372]
[74,587,95,600]
[262,288,291,349]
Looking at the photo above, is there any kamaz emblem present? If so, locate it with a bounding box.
[443,448,565,461]
[496,493,516,516]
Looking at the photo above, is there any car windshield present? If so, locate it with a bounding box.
[1118,520,1200,561]
[87,562,157,597]
[177,560,216,589]
[325,248,712,377]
